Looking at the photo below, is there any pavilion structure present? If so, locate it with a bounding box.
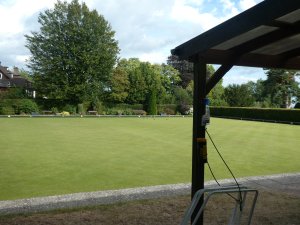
[171,0,300,224]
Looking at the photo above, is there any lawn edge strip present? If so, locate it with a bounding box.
[1,172,299,216]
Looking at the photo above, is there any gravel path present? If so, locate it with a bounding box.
[0,173,299,215]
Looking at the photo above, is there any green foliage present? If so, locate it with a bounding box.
[158,104,177,115]
[167,55,193,88]
[0,105,14,115]
[224,84,255,107]
[160,64,181,94]
[146,89,157,115]
[63,104,76,114]
[173,87,192,114]
[263,69,300,108]
[109,66,129,103]
[0,88,27,99]
[111,58,173,105]
[77,104,84,115]
[25,0,119,104]
[51,107,59,114]
[210,107,300,123]
[15,99,39,114]
[0,99,39,114]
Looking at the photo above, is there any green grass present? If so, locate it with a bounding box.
[0,117,299,200]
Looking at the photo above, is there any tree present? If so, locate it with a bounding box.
[167,55,193,88]
[224,84,255,107]
[160,64,181,94]
[108,66,129,103]
[126,62,148,104]
[25,0,119,104]
[146,88,158,115]
[263,69,300,108]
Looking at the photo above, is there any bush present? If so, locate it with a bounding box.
[63,104,76,114]
[51,107,59,114]
[0,106,14,115]
[132,110,147,115]
[15,99,39,114]
[158,104,177,115]
[146,90,157,115]
[177,103,191,115]
[0,99,39,115]
[78,104,85,115]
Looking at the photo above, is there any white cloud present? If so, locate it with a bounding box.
[0,0,267,84]
[220,0,239,15]
[139,52,168,64]
[222,66,265,86]
[0,0,55,35]
[170,0,221,30]
[239,0,259,11]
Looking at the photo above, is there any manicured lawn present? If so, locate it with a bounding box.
[0,117,299,200]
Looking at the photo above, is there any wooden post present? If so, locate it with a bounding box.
[191,59,207,225]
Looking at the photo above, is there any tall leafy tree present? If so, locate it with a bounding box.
[108,66,129,103]
[167,55,193,88]
[224,84,255,107]
[25,0,119,104]
[263,69,300,108]
[160,64,181,94]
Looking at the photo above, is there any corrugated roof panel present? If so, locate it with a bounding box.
[252,33,300,55]
[212,26,278,50]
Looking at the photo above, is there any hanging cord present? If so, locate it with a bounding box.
[207,161,238,202]
[205,128,243,211]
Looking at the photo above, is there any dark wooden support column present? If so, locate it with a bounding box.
[191,59,207,225]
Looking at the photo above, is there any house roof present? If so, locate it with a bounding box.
[171,0,300,70]
[0,65,32,88]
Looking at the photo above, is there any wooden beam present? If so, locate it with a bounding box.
[192,59,207,225]
[206,64,234,95]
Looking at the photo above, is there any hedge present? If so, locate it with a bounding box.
[210,107,300,123]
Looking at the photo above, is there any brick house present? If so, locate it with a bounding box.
[0,62,35,97]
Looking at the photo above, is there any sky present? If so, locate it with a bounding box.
[0,0,265,86]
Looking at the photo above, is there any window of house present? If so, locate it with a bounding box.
[0,72,2,79]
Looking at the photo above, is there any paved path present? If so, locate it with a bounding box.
[0,173,299,215]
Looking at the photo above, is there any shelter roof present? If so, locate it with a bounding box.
[171,0,300,70]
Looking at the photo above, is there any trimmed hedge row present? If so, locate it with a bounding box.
[210,107,300,123]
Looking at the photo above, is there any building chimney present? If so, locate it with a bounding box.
[13,67,20,75]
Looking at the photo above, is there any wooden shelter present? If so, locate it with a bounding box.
[171,0,300,224]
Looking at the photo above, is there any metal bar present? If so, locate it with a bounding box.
[181,187,258,225]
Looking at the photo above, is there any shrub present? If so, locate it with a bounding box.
[61,111,70,116]
[51,107,59,114]
[63,104,76,114]
[0,105,15,115]
[78,104,85,115]
[158,104,177,115]
[132,110,147,115]
[146,89,157,115]
[17,99,39,114]
[176,103,191,115]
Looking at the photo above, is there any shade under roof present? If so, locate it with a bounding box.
[171,0,300,70]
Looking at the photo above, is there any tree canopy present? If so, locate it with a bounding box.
[25,0,119,104]
[263,69,300,108]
